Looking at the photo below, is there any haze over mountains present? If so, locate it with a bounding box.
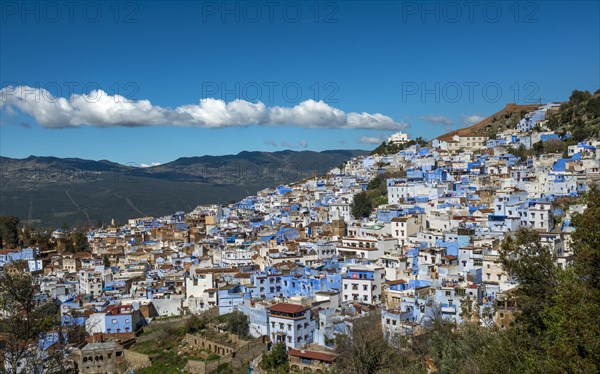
[0,150,367,227]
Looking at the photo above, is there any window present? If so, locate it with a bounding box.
[112,319,117,324]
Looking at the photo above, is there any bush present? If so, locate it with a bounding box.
[186,315,207,334]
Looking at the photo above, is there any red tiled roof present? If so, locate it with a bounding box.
[268,302,305,314]
[288,349,336,362]
[104,304,134,315]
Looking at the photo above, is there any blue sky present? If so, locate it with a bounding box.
[1,0,598,165]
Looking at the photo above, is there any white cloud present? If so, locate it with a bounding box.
[462,114,485,126]
[358,136,385,144]
[263,139,277,147]
[0,86,409,131]
[140,162,161,168]
[419,114,453,126]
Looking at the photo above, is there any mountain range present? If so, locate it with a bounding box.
[0,150,367,227]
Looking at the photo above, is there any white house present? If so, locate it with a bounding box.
[387,131,409,144]
[268,303,314,350]
[341,265,385,305]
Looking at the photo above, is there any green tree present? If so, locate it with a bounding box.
[370,142,388,156]
[0,268,69,373]
[260,343,289,373]
[335,313,403,374]
[569,89,592,105]
[532,140,544,154]
[72,232,90,252]
[542,268,600,372]
[537,187,600,372]
[60,222,70,234]
[20,224,35,247]
[499,229,559,335]
[414,137,428,147]
[507,144,531,162]
[0,215,20,249]
[224,311,249,338]
[570,185,600,288]
[186,314,207,334]
[351,191,373,220]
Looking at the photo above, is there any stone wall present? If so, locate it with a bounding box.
[230,336,269,368]
[123,349,151,371]
[185,359,222,374]
[185,334,237,357]
[184,335,268,374]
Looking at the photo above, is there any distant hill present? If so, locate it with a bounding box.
[436,103,541,141]
[436,90,600,142]
[0,150,367,227]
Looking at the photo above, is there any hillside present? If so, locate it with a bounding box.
[436,103,541,141]
[0,150,367,227]
[436,90,600,142]
[546,90,600,141]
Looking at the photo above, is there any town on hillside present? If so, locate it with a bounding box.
[1,98,600,373]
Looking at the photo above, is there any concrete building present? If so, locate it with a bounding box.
[341,266,385,305]
[268,303,314,350]
[79,342,123,374]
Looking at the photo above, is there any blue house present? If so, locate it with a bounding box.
[102,304,143,334]
[218,284,248,315]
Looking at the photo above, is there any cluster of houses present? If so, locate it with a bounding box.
[2,103,599,373]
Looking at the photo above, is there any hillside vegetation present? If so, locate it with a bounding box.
[547,89,600,141]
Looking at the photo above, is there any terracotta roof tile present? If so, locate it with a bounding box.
[268,302,305,314]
